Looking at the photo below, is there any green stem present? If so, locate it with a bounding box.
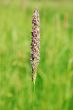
[32,81,35,110]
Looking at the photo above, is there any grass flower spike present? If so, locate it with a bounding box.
[31,9,40,85]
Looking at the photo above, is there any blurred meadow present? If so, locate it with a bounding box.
[0,0,73,110]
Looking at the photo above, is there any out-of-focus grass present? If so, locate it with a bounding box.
[0,1,73,110]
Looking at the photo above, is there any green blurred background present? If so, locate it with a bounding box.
[0,0,73,110]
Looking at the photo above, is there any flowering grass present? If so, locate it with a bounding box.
[0,1,73,110]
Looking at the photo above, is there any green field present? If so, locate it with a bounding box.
[0,1,73,110]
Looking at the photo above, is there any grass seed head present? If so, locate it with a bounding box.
[31,9,40,84]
